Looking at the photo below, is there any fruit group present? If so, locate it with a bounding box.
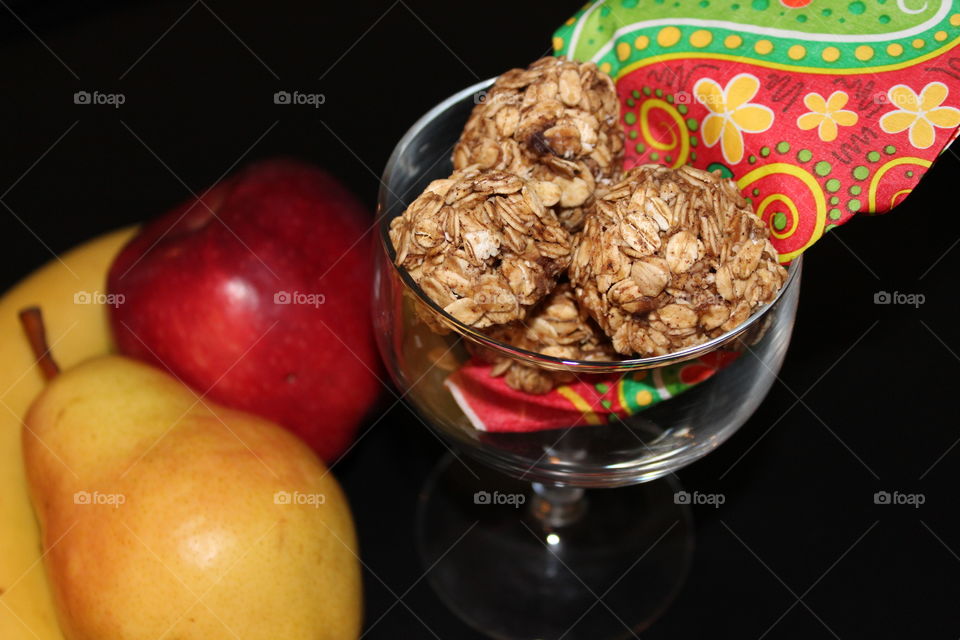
[23,320,361,639]
[0,227,135,640]
[107,159,381,462]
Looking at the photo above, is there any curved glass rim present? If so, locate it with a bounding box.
[378,80,802,373]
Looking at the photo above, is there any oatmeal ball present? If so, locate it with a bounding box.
[570,164,788,357]
[390,166,573,328]
[453,57,624,231]
[471,284,617,394]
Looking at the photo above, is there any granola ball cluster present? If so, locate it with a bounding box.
[453,56,623,231]
[389,166,573,328]
[569,165,788,356]
[391,56,788,393]
[471,284,616,394]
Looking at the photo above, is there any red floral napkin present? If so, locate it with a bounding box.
[446,352,738,433]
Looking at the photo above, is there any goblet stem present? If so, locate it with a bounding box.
[418,455,695,638]
[530,482,586,529]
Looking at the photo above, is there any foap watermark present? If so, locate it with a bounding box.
[680,290,726,308]
[474,490,526,508]
[74,290,125,307]
[673,90,724,108]
[674,490,725,508]
[473,288,518,308]
[874,290,925,308]
[872,91,916,107]
[74,490,126,508]
[274,490,326,508]
[473,90,522,106]
[274,291,325,307]
[273,90,326,108]
[74,90,125,108]
[874,490,925,508]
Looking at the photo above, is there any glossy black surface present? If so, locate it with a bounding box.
[2,1,958,637]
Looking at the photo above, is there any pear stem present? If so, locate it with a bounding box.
[19,307,60,380]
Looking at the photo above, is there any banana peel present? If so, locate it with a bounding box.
[0,227,136,640]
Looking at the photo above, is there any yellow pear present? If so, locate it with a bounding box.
[21,310,362,640]
[0,227,136,640]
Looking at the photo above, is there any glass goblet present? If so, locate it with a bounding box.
[373,79,802,640]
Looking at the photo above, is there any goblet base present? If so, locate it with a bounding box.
[418,453,694,639]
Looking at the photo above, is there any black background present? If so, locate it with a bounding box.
[2,1,958,637]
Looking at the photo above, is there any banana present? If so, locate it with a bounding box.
[0,227,135,640]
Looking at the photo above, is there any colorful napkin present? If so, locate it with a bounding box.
[446,351,739,432]
[554,0,960,262]
[448,2,960,432]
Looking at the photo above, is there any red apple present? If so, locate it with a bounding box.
[107,158,382,462]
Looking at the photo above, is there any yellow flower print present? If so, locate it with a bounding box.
[796,91,858,142]
[693,73,774,165]
[879,82,960,150]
